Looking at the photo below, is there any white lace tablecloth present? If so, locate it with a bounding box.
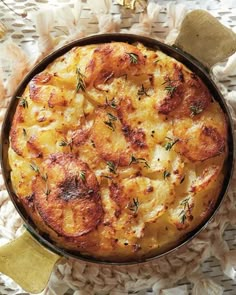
[0,1,236,295]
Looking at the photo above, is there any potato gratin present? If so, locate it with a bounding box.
[8,42,228,261]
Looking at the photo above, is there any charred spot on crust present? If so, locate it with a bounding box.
[32,153,103,238]
[58,175,94,201]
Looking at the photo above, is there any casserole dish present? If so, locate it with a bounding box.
[0,10,235,293]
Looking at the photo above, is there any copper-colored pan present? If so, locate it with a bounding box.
[0,32,235,293]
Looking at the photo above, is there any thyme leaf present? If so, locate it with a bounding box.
[107,113,117,121]
[137,84,149,97]
[180,175,185,184]
[190,103,203,116]
[180,197,191,210]
[163,170,171,179]
[179,211,187,224]
[164,138,179,151]
[79,171,86,182]
[76,68,86,92]
[104,113,117,131]
[127,52,139,64]
[105,97,117,108]
[129,155,150,168]
[162,77,178,96]
[19,97,28,108]
[58,140,68,147]
[165,85,176,95]
[179,197,191,224]
[45,185,51,197]
[128,198,139,214]
[107,161,117,174]
[30,163,40,174]
[22,128,27,137]
[58,139,73,151]
[41,173,48,182]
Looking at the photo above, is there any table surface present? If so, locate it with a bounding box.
[0,0,236,294]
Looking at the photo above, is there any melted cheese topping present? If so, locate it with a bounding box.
[8,42,228,262]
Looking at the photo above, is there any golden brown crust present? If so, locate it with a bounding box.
[85,43,146,89]
[8,42,228,261]
[33,153,103,238]
[157,65,212,118]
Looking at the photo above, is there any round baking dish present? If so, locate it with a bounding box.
[0,33,234,293]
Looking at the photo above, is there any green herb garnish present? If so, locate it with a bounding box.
[45,186,51,197]
[30,163,40,174]
[179,210,187,224]
[129,155,150,168]
[76,68,86,92]
[105,97,117,108]
[41,173,48,182]
[165,85,176,95]
[190,103,203,116]
[58,139,73,151]
[163,170,171,179]
[180,197,191,210]
[179,197,191,224]
[128,198,139,214]
[162,77,178,96]
[164,138,179,151]
[107,161,117,174]
[104,113,117,132]
[79,171,86,182]
[22,128,27,137]
[19,97,28,108]
[137,84,149,97]
[127,52,139,64]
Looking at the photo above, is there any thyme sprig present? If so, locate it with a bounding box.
[128,198,140,214]
[190,103,203,116]
[79,171,86,182]
[162,77,178,96]
[41,173,48,182]
[163,170,171,179]
[45,185,51,197]
[129,155,150,168]
[164,137,179,151]
[106,161,117,174]
[104,113,117,131]
[22,128,27,137]
[30,163,40,174]
[137,84,149,97]
[179,197,191,224]
[76,68,86,92]
[19,97,28,108]
[105,97,117,109]
[165,85,176,95]
[179,211,187,224]
[127,52,139,64]
[29,163,51,197]
[58,139,73,151]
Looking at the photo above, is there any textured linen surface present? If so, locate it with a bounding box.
[0,1,236,294]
